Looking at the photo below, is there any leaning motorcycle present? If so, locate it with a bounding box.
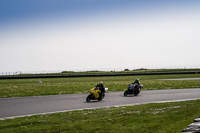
[124,83,143,96]
[86,87,108,102]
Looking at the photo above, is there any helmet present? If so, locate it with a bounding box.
[135,78,139,82]
[99,81,103,85]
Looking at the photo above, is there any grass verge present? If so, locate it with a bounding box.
[0,74,200,98]
[0,99,200,133]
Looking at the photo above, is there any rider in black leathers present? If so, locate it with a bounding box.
[132,78,140,90]
[96,81,105,98]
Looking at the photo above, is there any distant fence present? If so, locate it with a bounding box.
[0,71,199,79]
[0,71,62,76]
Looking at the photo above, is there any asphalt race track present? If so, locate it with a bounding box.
[1,88,200,119]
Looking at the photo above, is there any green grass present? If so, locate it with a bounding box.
[0,74,200,98]
[0,99,199,133]
[1,73,200,132]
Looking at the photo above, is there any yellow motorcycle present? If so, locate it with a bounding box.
[86,87,108,102]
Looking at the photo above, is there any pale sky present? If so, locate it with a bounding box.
[0,0,200,73]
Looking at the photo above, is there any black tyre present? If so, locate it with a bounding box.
[124,91,128,96]
[134,92,138,96]
[134,91,140,96]
[86,95,91,102]
[102,93,105,99]
[98,94,105,101]
[135,88,141,96]
[98,97,102,101]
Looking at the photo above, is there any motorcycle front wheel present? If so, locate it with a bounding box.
[124,90,128,96]
[98,93,105,101]
[98,97,102,101]
[134,92,139,96]
[86,95,91,102]
[134,88,141,96]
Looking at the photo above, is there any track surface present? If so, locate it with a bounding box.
[1,88,200,119]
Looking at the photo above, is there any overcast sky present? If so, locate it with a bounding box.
[0,0,200,73]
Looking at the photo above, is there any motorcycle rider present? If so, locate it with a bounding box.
[132,78,140,90]
[96,81,105,98]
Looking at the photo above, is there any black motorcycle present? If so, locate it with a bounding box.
[124,83,143,96]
